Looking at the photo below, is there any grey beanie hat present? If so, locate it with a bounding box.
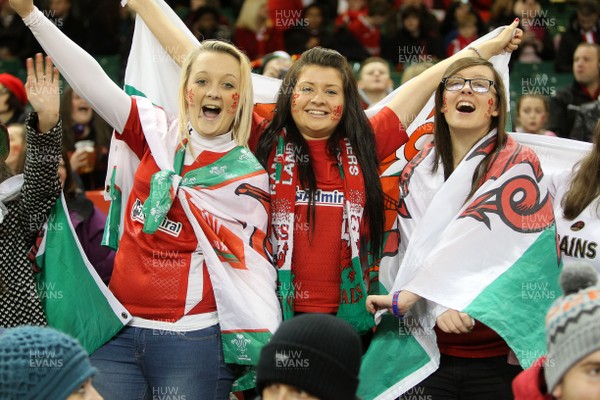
[544,263,600,392]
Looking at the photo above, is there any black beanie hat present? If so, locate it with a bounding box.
[256,313,362,400]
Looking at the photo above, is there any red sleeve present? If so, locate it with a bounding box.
[369,106,409,161]
[114,98,148,159]
[249,109,267,153]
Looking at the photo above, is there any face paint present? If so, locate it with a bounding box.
[187,89,195,107]
[442,96,448,113]
[331,104,343,120]
[291,93,300,114]
[484,97,494,118]
[228,92,239,114]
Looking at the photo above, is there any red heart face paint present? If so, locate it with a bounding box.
[442,96,448,113]
[187,89,195,107]
[228,92,240,114]
[331,104,343,120]
[485,98,494,118]
[291,93,300,114]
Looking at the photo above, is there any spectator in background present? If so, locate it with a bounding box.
[395,0,440,38]
[382,6,444,70]
[59,151,114,285]
[186,5,231,41]
[447,13,479,56]
[488,0,517,30]
[234,0,283,61]
[512,0,555,63]
[284,3,332,55]
[556,0,600,73]
[515,94,556,136]
[570,97,599,142]
[357,56,393,109]
[60,86,112,191]
[400,61,434,84]
[335,0,366,29]
[549,43,600,138]
[0,0,34,61]
[441,0,486,48]
[0,73,28,125]
[45,0,87,50]
[80,0,121,56]
[5,123,25,174]
[347,0,390,57]
[258,50,293,78]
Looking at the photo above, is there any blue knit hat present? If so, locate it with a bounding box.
[0,326,97,400]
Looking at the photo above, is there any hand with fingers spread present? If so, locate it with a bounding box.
[436,309,475,334]
[25,54,60,133]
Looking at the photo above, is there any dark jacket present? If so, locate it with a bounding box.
[548,81,597,138]
[556,14,600,73]
[0,114,62,327]
[571,99,600,142]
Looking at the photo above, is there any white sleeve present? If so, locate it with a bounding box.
[23,7,130,133]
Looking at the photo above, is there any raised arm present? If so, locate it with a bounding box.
[9,0,131,133]
[387,19,522,130]
[127,0,196,67]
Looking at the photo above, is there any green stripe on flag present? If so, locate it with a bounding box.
[36,196,129,354]
[124,84,147,98]
[465,226,561,368]
[358,315,432,399]
[180,147,264,189]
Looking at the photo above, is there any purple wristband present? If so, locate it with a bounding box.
[392,291,402,318]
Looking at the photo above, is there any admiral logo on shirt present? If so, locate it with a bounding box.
[570,221,585,232]
[295,188,344,206]
[131,199,183,237]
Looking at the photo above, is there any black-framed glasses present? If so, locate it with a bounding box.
[442,77,495,93]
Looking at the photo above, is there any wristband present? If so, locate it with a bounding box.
[468,46,483,59]
[392,291,402,319]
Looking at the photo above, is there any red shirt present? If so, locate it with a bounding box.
[252,107,407,312]
[435,320,510,358]
[109,99,217,321]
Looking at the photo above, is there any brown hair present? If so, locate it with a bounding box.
[562,121,600,219]
[433,57,508,199]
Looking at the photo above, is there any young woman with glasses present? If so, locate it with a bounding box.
[367,56,560,398]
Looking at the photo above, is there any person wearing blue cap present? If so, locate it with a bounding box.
[0,326,102,400]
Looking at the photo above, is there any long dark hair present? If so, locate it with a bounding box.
[433,57,508,199]
[256,47,384,260]
[60,86,113,152]
[562,121,600,219]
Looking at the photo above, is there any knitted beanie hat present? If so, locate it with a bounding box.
[544,263,600,392]
[256,313,362,400]
[0,73,28,107]
[0,326,97,400]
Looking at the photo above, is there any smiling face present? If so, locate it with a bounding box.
[291,65,345,140]
[71,92,93,125]
[518,96,547,134]
[185,51,241,137]
[553,349,600,400]
[441,65,499,139]
[358,61,392,93]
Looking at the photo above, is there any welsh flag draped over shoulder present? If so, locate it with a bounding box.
[358,31,592,399]
[35,194,131,355]
[106,1,282,390]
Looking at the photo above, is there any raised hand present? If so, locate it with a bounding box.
[480,19,523,58]
[25,54,60,132]
[8,0,35,18]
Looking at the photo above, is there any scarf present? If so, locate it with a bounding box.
[270,134,374,334]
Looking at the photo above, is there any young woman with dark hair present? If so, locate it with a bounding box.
[123,0,522,334]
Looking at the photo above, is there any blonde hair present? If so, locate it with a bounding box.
[177,40,254,148]
[235,0,267,32]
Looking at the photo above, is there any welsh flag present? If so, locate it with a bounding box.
[35,194,131,355]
